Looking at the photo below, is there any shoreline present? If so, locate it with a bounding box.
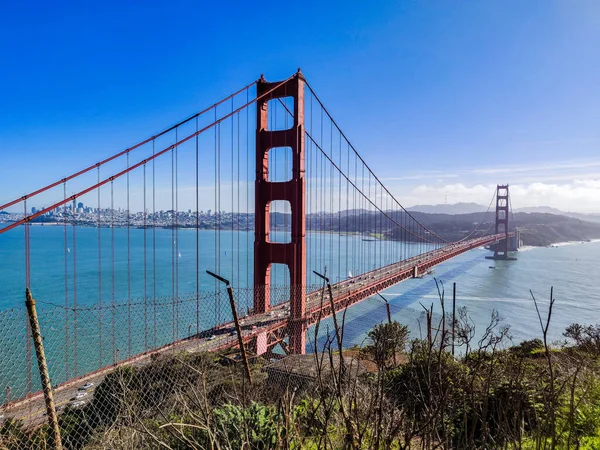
[519,238,600,252]
[3,221,600,249]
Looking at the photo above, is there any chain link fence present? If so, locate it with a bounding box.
[1,282,362,448]
[0,277,443,450]
[4,281,594,450]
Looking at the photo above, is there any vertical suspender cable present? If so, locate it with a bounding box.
[237,111,241,295]
[111,181,115,363]
[309,93,313,286]
[175,127,180,340]
[231,98,235,288]
[345,142,349,280]
[24,200,30,291]
[64,183,70,379]
[322,121,326,276]
[24,200,32,394]
[127,152,131,358]
[171,140,175,343]
[331,121,335,280]
[152,139,157,349]
[97,169,102,365]
[143,161,148,350]
[246,88,250,307]
[351,148,355,276]
[274,102,279,294]
[214,109,218,318]
[217,122,222,323]
[72,195,78,376]
[195,117,200,334]
[175,128,179,340]
[380,184,383,268]
[361,164,365,273]
[337,132,341,283]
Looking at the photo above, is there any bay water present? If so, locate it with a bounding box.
[1,226,599,402]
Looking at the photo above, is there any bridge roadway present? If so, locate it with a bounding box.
[1,233,511,427]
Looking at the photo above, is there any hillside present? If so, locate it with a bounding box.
[405,202,600,224]
[396,211,600,246]
[515,206,600,224]
[511,212,600,246]
[297,210,600,247]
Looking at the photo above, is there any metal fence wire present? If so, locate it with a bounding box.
[3,282,391,448]
[5,277,564,450]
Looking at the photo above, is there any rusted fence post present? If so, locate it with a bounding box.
[206,271,253,385]
[376,292,392,324]
[25,288,63,450]
[452,282,456,357]
[313,270,345,367]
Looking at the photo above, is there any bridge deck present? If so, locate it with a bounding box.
[2,233,512,426]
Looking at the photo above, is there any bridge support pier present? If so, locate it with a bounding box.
[254,70,307,354]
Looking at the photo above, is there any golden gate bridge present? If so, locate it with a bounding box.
[0,70,515,426]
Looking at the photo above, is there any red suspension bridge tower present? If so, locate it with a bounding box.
[254,70,307,354]
[487,184,518,260]
[495,184,509,258]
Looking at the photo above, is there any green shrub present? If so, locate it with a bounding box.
[213,402,283,449]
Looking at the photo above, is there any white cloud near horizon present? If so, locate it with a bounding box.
[375,157,600,213]
[398,180,600,213]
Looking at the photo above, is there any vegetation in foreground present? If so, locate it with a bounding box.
[2,288,600,449]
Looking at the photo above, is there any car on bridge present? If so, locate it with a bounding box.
[71,392,88,401]
[78,382,94,390]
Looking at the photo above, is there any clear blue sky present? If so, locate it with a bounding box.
[1,1,599,212]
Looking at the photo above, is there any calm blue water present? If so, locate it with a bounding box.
[330,241,600,350]
[1,226,599,403]
[0,226,431,401]
[0,226,430,309]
